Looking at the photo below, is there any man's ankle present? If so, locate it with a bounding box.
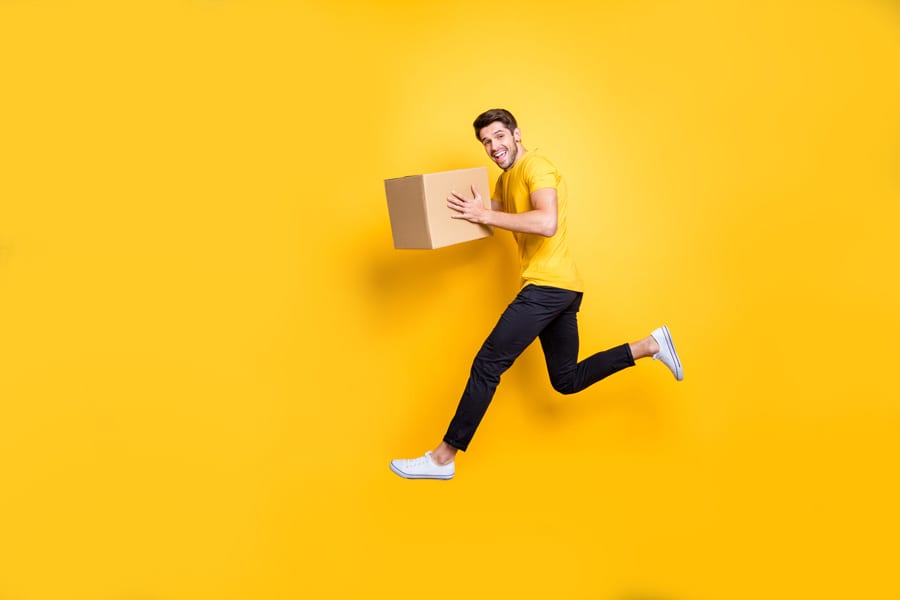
[432,444,457,465]
[630,335,659,360]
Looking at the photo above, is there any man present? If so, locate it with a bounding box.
[390,108,683,480]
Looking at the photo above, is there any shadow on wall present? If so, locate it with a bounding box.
[356,225,516,334]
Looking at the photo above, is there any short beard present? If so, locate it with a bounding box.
[500,146,518,170]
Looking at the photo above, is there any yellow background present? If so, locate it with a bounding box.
[1,1,898,599]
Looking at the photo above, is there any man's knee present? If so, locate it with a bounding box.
[550,375,578,395]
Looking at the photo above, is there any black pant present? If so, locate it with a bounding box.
[443,285,635,451]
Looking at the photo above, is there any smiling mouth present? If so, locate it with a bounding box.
[493,149,508,162]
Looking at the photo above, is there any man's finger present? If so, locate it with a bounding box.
[447,199,465,212]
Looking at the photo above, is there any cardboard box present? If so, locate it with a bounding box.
[384,166,493,249]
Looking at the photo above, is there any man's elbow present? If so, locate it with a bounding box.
[540,219,558,237]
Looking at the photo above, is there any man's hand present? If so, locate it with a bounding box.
[447,185,489,225]
[448,184,557,237]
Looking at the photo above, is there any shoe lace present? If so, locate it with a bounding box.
[408,455,431,467]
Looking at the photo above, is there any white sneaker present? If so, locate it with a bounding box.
[651,325,684,381]
[390,451,455,480]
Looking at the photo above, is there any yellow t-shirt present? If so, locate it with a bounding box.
[494,149,584,292]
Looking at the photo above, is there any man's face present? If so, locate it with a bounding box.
[478,122,521,170]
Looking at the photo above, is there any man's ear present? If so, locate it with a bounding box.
[514,128,521,142]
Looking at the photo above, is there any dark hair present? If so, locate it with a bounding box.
[473,108,518,140]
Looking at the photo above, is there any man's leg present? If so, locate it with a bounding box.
[538,293,636,394]
[539,298,684,391]
[390,285,579,480]
[442,285,581,452]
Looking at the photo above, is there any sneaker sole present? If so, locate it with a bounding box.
[660,325,683,381]
[390,462,454,480]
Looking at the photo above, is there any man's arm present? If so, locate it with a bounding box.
[448,185,558,237]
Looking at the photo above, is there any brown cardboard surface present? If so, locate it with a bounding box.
[384,166,492,249]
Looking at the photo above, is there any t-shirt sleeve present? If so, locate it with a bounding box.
[525,156,561,193]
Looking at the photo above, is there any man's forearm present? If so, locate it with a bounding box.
[448,186,558,237]
[483,208,557,237]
